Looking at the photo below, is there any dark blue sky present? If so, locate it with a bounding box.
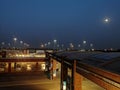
[0,0,120,49]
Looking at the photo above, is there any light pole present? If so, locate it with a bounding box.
[53,39,57,50]
[13,37,17,49]
[90,43,94,51]
[20,41,23,49]
[70,43,74,50]
[40,44,44,48]
[44,43,47,48]
[83,40,86,51]
[61,44,64,50]
[48,42,51,48]
[1,42,5,49]
[78,44,81,50]
[8,43,11,49]
[57,44,60,50]
[24,43,26,49]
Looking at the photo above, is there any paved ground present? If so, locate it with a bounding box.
[0,80,60,90]
[0,72,105,90]
[0,72,60,90]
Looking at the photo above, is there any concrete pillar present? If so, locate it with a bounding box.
[49,58,57,80]
[61,60,68,90]
[45,53,50,72]
[72,60,83,90]
[52,59,57,78]
[36,62,39,71]
[14,62,16,70]
[49,58,53,80]
[8,62,11,73]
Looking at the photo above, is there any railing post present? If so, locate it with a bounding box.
[72,60,83,90]
[61,58,68,90]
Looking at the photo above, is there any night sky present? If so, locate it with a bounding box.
[0,0,120,49]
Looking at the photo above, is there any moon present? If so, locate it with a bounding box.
[104,18,109,22]
[104,17,110,23]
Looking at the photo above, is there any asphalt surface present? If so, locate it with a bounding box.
[0,72,60,90]
[0,71,105,90]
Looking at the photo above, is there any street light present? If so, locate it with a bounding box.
[53,39,57,49]
[27,43,29,47]
[24,43,27,48]
[44,43,47,48]
[90,43,93,50]
[70,43,74,50]
[13,37,17,49]
[90,43,93,47]
[61,44,64,50]
[2,42,5,46]
[1,42,5,49]
[40,44,44,48]
[20,41,23,44]
[78,44,81,50]
[20,41,23,49]
[83,40,86,51]
[57,44,60,50]
[83,41,86,44]
[48,42,51,45]
[13,37,17,42]
[8,43,11,48]
[48,42,51,48]
[53,39,57,43]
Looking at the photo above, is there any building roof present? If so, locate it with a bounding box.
[55,51,120,74]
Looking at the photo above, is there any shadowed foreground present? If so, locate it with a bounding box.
[0,72,60,90]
